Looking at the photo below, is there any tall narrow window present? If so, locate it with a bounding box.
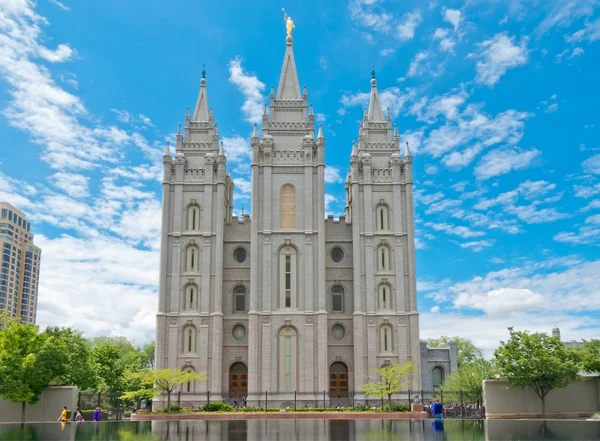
[184,284,198,311]
[234,286,246,313]
[379,284,392,310]
[182,366,195,393]
[279,246,297,308]
[380,325,393,353]
[332,286,344,313]
[376,204,389,231]
[186,245,199,272]
[183,326,196,354]
[187,205,200,231]
[279,327,297,392]
[280,185,296,228]
[377,245,390,272]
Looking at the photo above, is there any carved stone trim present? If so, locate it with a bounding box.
[184,185,204,191]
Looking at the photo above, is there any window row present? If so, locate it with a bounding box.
[184,245,248,273]
[182,285,247,313]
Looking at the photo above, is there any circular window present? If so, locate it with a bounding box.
[234,248,247,263]
[232,325,246,340]
[330,247,344,263]
[332,324,345,340]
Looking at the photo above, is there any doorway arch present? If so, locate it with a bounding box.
[329,362,349,397]
[229,362,248,397]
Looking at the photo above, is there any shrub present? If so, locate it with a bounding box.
[391,404,410,412]
[201,402,235,412]
[353,404,372,412]
[169,405,182,413]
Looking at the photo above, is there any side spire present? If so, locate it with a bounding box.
[368,66,385,122]
[192,64,210,121]
[276,36,302,100]
[317,123,324,139]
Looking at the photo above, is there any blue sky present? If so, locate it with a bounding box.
[0,0,598,353]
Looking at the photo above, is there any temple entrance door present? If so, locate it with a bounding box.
[229,362,248,397]
[329,362,349,397]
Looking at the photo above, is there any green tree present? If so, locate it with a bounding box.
[0,317,68,423]
[362,362,417,410]
[574,339,600,374]
[427,336,484,366]
[121,369,206,411]
[44,327,98,390]
[442,359,496,405]
[141,342,155,369]
[91,342,127,393]
[494,327,580,415]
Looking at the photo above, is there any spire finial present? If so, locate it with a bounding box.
[202,63,206,79]
[185,107,190,119]
[219,141,224,156]
[394,124,399,138]
[372,64,375,79]
[405,140,412,157]
[317,123,324,139]
[309,103,313,115]
[252,123,259,139]
[387,107,391,120]
[177,124,182,136]
[263,104,268,116]
[164,140,171,156]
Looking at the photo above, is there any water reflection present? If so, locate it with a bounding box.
[0,419,597,441]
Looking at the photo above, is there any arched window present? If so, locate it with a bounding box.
[279,245,297,309]
[379,284,392,310]
[182,366,196,393]
[331,285,344,313]
[380,325,393,353]
[187,204,200,231]
[432,366,445,389]
[279,327,297,392]
[280,184,296,228]
[376,204,389,231]
[184,284,198,311]
[377,245,390,272]
[182,325,196,354]
[186,245,199,272]
[233,286,246,313]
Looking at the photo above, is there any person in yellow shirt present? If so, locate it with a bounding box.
[57,406,68,422]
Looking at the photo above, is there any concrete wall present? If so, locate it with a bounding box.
[0,386,78,423]
[483,378,599,419]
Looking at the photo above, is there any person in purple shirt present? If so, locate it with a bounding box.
[431,399,444,420]
[93,407,101,422]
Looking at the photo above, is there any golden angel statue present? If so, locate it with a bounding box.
[282,9,295,36]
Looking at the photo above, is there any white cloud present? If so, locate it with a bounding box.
[582,154,600,174]
[315,113,327,122]
[475,33,528,86]
[228,58,265,124]
[380,48,395,56]
[50,172,89,198]
[454,288,546,315]
[222,135,251,164]
[554,214,600,246]
[407,51,430,77]
[49,0,71,11]
[349,0,392,33]
[474,147,540,180]
[564,16,600,43]
[443,8,462,31]
[38,43,74,63]
[456,240,493,252]
[425,165,438,175]
[339,87,415,119]
[325,166,344,183]
[536,0,597,37]
[569,47,585,58]
[138,114,155,128]
[426,222,486,238]
[325,193,344,217]
[396,11,422,41]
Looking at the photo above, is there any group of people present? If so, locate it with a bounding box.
[232,397,247,408]
[57,406,102,422]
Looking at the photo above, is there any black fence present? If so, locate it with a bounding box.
[76,390,483,419]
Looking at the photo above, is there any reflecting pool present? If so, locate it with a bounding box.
[0,419,598,440]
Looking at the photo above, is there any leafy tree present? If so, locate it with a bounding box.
[0,317,68,423]
[427,336,484,366]
[91,336,145,370]
[141,342,155,369]
[573,339,600,374]
[442,359,496,405]
[91,342,127,393]
[121,369,206,411]
[362,362,417,410]
[44,327,98,390]
[494,327,580,415]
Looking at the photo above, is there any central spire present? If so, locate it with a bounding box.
[368,69,385,122]
[193,66,209,121]
[276,36,301,100]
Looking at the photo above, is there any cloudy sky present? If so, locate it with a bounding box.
[0,0,598,354]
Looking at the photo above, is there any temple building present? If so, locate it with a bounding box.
[155,32,455,404]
